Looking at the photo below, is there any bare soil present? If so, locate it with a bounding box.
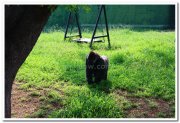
[11,82,42,118]
[115,90,174,118]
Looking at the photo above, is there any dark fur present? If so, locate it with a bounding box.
[86,51,108,84]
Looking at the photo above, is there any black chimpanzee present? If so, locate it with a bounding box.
[86,51,109,84]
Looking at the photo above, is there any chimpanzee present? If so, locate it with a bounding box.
[86,51,109,84]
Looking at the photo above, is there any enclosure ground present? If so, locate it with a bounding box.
[11,82,41,118]
[14,28,175,118]
[12,81,174,118]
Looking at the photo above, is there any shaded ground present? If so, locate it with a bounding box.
[11,82,42,118]
[11,81,64,118]
[11,81,175,118]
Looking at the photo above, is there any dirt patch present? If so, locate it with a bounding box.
[127,98,170,118]
[11,82,42,118]
[115,90,174,118]
[11,81,64,118]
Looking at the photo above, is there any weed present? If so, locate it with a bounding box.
[148,100,158,109]
[157,112,167,118]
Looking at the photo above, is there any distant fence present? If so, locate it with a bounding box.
[44,5,175,29]
[81,24,172,28]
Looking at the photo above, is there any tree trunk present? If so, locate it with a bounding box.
[5,5,55,118]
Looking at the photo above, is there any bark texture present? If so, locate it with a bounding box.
[5,5,55,118]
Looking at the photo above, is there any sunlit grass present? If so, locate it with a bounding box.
[16,28,175,118]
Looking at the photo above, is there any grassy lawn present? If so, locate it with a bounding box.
[14,28,175,118]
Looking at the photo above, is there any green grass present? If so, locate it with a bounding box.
[15,28,175,118]
[29,91,41,97]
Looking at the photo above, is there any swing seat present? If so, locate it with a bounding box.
[72,38,103,43]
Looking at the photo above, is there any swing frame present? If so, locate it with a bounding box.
[64,5,111,48]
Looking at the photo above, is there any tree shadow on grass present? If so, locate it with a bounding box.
[87,80,112,94]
